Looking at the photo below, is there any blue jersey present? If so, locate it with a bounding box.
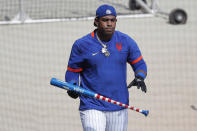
[65,30,147,111]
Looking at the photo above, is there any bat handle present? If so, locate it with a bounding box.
[141,110,149,117]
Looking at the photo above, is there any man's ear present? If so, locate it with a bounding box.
[94,17,99,27]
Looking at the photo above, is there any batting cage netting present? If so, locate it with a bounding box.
[0,0,151,24]
[0,0,197,131]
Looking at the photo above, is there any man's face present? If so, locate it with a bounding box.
[97,15,117,35]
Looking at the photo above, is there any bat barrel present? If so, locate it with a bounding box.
[50,78,95,97]
[50,78,67,89]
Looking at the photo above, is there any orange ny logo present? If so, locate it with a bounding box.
[116,43,122,51]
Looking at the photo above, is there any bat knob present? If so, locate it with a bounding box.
[141,110,149,117]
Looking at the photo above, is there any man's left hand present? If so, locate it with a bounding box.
[127,76,147,93]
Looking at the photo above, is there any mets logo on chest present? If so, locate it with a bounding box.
[115,43,122,51]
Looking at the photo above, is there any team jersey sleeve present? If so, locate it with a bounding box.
[65,40,84,85]
[127,37,147,79]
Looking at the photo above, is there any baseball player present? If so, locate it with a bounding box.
[65,4,147,131]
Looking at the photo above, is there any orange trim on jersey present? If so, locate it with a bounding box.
[67,67,83,72]
[91,31,95,38]
[136,70,147,76]
[131,56,143,64]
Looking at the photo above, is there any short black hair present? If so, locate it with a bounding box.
[94,17,99,27]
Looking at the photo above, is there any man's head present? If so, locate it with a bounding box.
[96,4,117,18]
[94,4,117,36]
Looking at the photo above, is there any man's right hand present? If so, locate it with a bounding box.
[67,81,79,99]
[67,90,79,99]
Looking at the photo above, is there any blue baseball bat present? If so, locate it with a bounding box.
[50,78,149,116]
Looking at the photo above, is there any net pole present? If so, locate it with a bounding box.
[135,0,154,14]
[12,0,31,23]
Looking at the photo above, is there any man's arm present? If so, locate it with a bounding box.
[127,38,147,93]
[65,41,84,98]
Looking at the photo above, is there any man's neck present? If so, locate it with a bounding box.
[97,30,113,42]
